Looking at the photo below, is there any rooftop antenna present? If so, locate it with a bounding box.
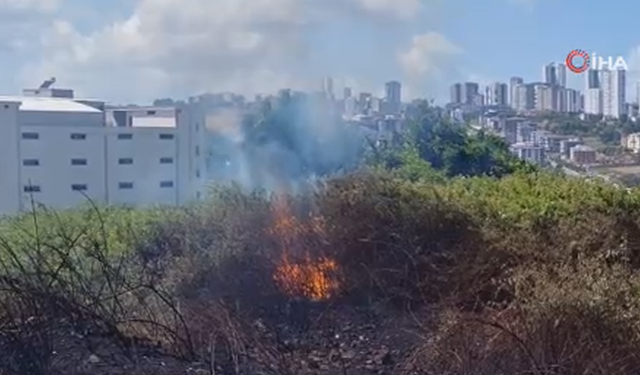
[39,77,56,89]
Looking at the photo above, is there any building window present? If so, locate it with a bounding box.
[159,133,174,140]
[70,133,86,140]
[147,110,156,115]
[23,185,40,193]
[71,158,87,165]
[71,184,87,191]
[118,182,133,189]
[160,180,174,188]
[118,158,133,165]
[21,132,38,139]
[22,159,39,166]
[118,133,133,140]
[160,157,173,164]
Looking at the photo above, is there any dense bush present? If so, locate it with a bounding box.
[3,171,640,373]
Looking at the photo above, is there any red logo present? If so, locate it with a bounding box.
[566,49,590,73]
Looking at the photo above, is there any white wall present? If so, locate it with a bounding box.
[105,127,179,206]
[19,124,108,210]
[0,98,204,215]
[0,101,21,215]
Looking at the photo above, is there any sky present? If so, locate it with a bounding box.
[0,0,638,104]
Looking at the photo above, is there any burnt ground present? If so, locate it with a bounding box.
[0,303,429,375]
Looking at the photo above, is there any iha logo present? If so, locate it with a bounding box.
[565,49,628,73]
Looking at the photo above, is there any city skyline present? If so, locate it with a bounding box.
[2,1,640,104]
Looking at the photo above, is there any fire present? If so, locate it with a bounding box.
[269,196,339,301]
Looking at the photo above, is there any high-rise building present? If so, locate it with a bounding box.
[462,82,479,104]
[513,83,535,112]
[322,77,334,99]
[385,81,402,113]
[601,69,626,118]
[343,87,352,100]
[587,69,600,89]
[509,77,524,107]
[584,88,602,115]
[564,88,580,113]
[450,83,463,104]
[557,64,567,87]
[543,63,557,86]
[534,83,558,112]
[584,69,603,115]
[488,82,508,106]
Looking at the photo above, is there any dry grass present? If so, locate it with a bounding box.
[0,172,640,373]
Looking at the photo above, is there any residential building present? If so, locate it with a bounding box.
[516,121,536,143]
[322,77,334,99]
[537,133,571,153]
[0,82,204,215]
[487,82,508,106]
[385,81,401,114]
[622,132,640,153]
[570,145,596,165]
[462,82,479,105]
[563,88,581,113]
[601,69,626,118]
[534,83,557,112]
[584,88,603,115]
[343,87,352,100]
[503,118,518,144]
[509,77,524,107]
[450,83,462,104]
[513,83,535,112]
[511,142,544,165]
[557,64,567,87]
[560,138,582,159]
[543,63,557,86]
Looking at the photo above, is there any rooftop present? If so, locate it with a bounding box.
[0,96,102,113]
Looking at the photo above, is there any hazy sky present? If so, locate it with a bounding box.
[0,0,638,103]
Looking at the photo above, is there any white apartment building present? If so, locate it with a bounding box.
[601,69,626,118]
[622,132,640,153]
[0,83,205,215]
[584,69,626,118]
[534,84,556,112]
[510,142,544,165]
[563,88,581,113]
[584,88,602,115]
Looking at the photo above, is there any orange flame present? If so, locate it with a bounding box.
[269,196,339,301]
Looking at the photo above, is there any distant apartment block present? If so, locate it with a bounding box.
[513,83,535,112]
[449,82,480,105]
[543,63,557,86]
[570,145,596,165]
[534,83,557,112]
[560,138,582,159]
[485,82,508,106]
[511,142,544,165]
[622,132,640,153]
[450,83,462,104]
[601,69,626,118]
[509,77,524,108]
[516,121,537,143]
